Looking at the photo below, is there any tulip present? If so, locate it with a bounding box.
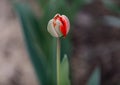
[47,14,70,37]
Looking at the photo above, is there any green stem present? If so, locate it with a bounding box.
[57,38,60,85]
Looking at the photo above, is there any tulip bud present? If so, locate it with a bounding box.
[47,14,70,37]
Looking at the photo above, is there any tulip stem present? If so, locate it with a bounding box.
[57,38,60,85]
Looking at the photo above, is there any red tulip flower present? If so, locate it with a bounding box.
[47,14,70,37]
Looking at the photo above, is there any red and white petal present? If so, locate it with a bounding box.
[62,15,70,34]
[60,21,67,37]
[47,13,70,38]
[47,19,59,37]
[54,13,60,20]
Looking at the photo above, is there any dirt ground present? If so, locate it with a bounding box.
[0,0,38,85]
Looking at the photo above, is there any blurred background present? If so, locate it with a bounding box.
[0,0,39,85]
[0,0,120,85]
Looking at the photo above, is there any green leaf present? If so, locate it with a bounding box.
[14,3,48,85]
[14,2,58,85]
[87,67,101,85]
[60,55,70,85]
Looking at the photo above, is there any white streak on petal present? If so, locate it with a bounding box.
[62,15,70,34]
[47,19,58,37]
[54,19,63,37]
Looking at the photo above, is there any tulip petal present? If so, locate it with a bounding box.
[62,15,70,34]
[55,19,63,37]
[58,16,67,37]
[54,14,60,20]
[60,21,66,37]
[47,19,58,37]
